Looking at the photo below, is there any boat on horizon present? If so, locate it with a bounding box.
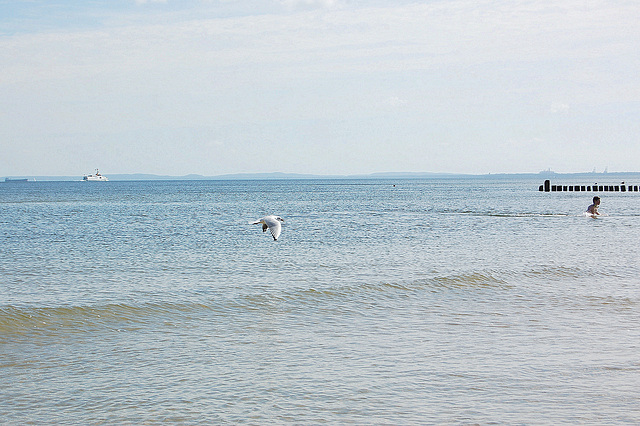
[83,169,109,181]
[4,178,29,182]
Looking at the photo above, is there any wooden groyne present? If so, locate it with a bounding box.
[539,179,640,192]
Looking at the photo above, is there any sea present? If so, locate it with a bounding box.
[1,175,639,424]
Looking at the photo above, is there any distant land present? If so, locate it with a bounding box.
[2,171,640,182]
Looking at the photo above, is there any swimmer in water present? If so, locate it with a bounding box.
[587,196,600,215]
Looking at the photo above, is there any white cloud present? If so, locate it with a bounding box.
[387,96,407,108]
[550,103,570,113]
[280,0,340,9]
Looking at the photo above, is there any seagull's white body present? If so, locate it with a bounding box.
[251,215,284,240]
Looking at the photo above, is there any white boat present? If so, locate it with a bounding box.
[83,169,109,181]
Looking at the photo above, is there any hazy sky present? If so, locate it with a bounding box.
[1,0,639,176]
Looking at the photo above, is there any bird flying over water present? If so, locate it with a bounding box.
[250,215,284,240]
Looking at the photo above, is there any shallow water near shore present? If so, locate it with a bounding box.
[1,176,639,423]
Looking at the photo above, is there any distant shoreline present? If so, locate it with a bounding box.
[2,171,640,182]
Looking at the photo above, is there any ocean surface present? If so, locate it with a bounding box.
[1,176,639,424]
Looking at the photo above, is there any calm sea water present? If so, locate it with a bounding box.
[1,176,639,424]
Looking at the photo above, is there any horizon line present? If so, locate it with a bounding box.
[3,170,640,181]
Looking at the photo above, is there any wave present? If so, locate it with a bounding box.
[0,302,212,337]
[444,208,640,218]
[522,265,586,279]
[4,262,632,339]
[443,209,571,218]
[429,271,511,288]
[522,264,639,282]
[0,270,512,335]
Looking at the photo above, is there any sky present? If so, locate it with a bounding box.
[1,0,639,177]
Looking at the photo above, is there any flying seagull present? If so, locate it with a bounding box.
[251,215,284,240]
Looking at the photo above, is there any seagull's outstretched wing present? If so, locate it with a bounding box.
[249,219,268,231]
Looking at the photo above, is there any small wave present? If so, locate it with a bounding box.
[429,271,510,289]
[584,295,637,310]
[520,264,635,282]
[443,209,571,218]
[237,272,511,310]
[488,213,570,218]
[523,265,585,279]
[0,302,212,337]
[602,363,640,372]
